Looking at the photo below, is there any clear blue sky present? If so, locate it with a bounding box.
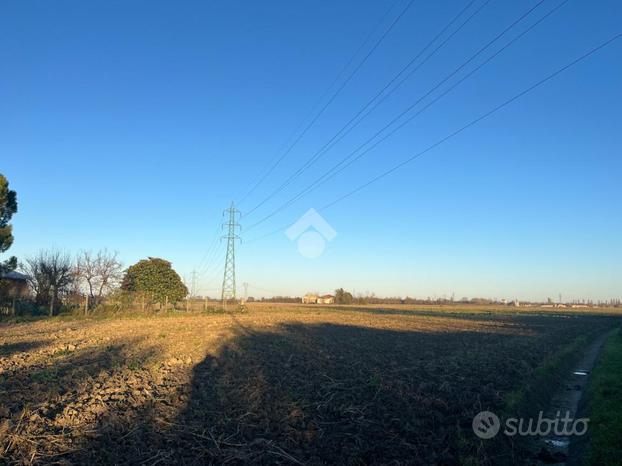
[1,0,620,301]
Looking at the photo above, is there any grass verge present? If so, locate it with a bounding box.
[584,328,622,465]
[504,333,592,416]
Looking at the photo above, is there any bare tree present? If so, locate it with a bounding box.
[95,250,123,298]
[76,251,97,300]
[21,257,47,303]
[22,249,74,315]
[76,249,123,308]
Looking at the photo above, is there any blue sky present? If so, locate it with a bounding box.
[1,0,620,301]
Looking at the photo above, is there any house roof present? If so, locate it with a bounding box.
[1,271,29,281]
[320,294,334,299]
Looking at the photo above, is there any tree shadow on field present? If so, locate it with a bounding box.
[6,318,612,464]
[120,322,567,465]
[0,341,46,357]
[307,304,500,321]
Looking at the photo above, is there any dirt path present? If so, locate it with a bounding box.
[536,328,617,465]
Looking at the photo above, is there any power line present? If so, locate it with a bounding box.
[197,220,230,277]
[245,225,288,244]
[320,32,622,210]
[196,248,224,286]
[246,30,622,242]
[198,242,225,276]
[237,0,415,205]
[197,247,228,294]
[203,248,226,275]
[190,224,224,295]
[237,0,402,205]
[202,266,226,289]
[195,223,221,272]
[250,0,568,229]
[243,0,488,217]
[246,0,549,231]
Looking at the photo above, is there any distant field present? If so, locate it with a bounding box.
[0,304,619,464]
[263,301,622,315]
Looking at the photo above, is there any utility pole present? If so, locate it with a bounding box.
[191,269,197,298]
[221,202,241,308]
[243,282,249,302]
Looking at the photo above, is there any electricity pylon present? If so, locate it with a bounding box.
[190,269,197,298]
[221,202,241,307]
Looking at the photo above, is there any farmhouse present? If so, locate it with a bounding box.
[0,271,29,299]
[318,294,335,304]
[302,293,335,304]
[0,271,29,315]
[302,293,318,304]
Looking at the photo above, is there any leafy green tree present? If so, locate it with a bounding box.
[335,287,353,305]
[122,257,187,304]
[0,173,18,274]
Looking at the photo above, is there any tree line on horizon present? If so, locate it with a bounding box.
[2,173,619,314]
[13,251,190,316]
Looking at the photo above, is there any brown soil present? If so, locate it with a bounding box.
[0,304,617,464]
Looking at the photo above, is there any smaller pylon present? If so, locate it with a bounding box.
[191,269,197,298]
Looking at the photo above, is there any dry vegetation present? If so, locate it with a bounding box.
[0,304,619,464]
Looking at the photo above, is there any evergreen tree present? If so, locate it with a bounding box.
[122,257,187,304]
[0,173,18,274]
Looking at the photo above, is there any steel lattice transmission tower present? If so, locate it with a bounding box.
[221,202,241,306]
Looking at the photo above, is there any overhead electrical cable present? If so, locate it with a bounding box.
[246,0,564,231]
[196,228,221,271]
[198,246,226,276]
[245,30,622,242]
[319,31,622,210]
[243,0,489,217]
[237,0,415,204]
[246,0,550,231]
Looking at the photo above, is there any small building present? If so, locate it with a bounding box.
[302,293,334,304]
[318,294,335,304]
[0,271,29,299]
[302,293,318,304]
